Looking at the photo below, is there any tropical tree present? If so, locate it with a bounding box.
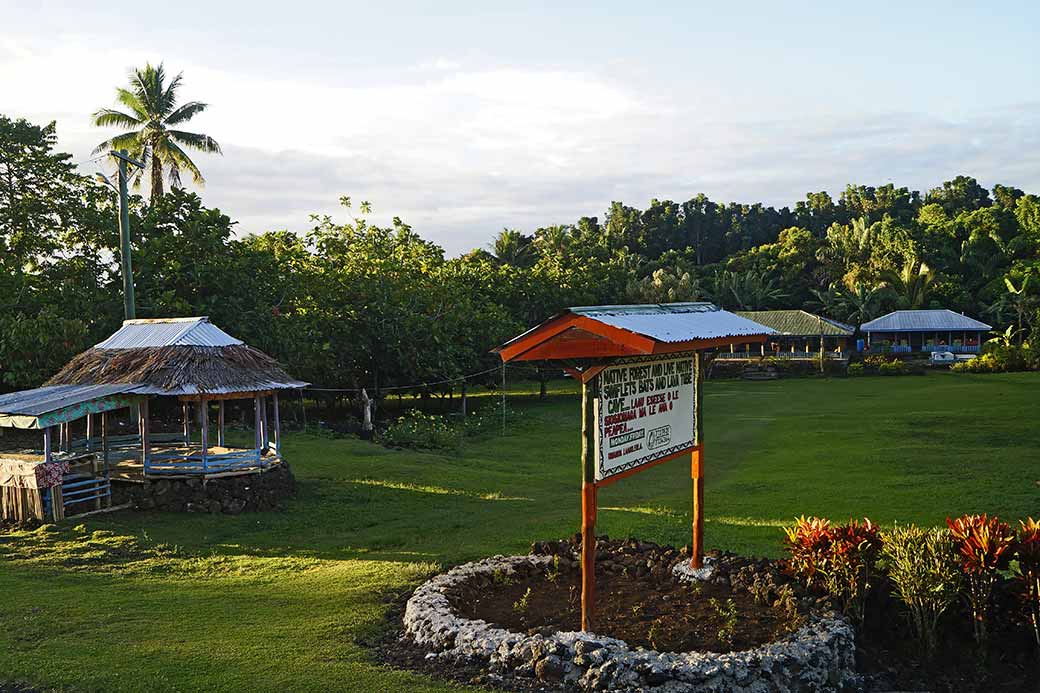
[713,269,786,310]
[994,276,1035,343]
[882,259,937,309]
[842,281,887,324]
[490,229,535,267]
[810,283,845,318]
[627,268,705,304]
[92,63,221,203]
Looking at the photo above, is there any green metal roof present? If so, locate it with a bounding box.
[735,310,855,337]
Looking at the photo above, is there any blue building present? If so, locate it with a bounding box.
[860,309,991,354]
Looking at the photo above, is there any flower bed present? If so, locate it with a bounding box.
[403,538,859,692]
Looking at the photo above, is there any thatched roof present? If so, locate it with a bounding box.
[44,318,306,396]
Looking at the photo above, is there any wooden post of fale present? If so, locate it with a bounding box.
[42,426,62,521]
[272,392,281,455]
[102,411,111,508]
[254,394,263,462]
[691,351,705,569]
[182,403,191,445]
[580,375,598,632]
[139,399,151,475]
[85,413,94,452]
[260,396,270,454]
[199,400,209,473]
[217,400,226,448]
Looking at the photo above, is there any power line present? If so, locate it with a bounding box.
[304,362,546,394]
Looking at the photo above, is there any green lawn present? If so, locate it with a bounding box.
[1,372,1037,691]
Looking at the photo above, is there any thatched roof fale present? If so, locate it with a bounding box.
[44,317,306,396]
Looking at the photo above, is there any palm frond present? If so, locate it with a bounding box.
[92,108,142,130]
[165,101,208,125]
[91,131,142,156]
[114,88,149,119]
[164,139,205,185]
[107,132,145,154]
[130,64,163,119]
[161,71,184,116]
[169,129,222,155]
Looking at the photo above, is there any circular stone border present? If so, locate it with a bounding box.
[404,554,860,692]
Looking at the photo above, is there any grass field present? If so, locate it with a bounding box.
[1,372,1037,691]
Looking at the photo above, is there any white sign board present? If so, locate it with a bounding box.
[595,354,697,481]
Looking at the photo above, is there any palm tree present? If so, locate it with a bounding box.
[881,259,936,309]
[490,229,535,267]
[842,281,886,324]
[713,269,786,310]
[92,63,221,203]
[810,283,845,318]
[998,276,1034,344]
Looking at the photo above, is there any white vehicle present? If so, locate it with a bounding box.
[929,351,957,364]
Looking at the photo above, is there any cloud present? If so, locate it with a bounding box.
[416,57,462,71]
[3,35,1038,255]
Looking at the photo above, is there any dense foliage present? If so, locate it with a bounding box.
[3,113,1040,393]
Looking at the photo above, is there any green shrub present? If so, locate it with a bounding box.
[878,360,907,376]
[881,525,962,656]
[862,354,890,371]
[377,405,521,452]
[952,344,1036,374]
[378,411,461,451]
[847,363,865,377]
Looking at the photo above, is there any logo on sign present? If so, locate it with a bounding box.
[647,425,671,450]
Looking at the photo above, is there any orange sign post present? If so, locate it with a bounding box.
[495,304,772,631]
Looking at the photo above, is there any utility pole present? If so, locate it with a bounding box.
[111,149,144,320]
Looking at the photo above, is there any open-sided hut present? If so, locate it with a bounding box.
[723,310,855,360]
[860,309,991,353]
[0,317,306,523]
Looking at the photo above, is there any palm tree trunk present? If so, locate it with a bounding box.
[150,156,163,203]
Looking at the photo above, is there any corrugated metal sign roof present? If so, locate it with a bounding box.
[570,302,777,342]
[95,317,243,349]
[736,310,855,336]
[861,310,992,333]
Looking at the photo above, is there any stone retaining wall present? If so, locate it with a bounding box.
[404,554,861,692]
[110,462,295,514]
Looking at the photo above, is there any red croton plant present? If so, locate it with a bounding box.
[1017,517,1040,648]
[783,516,882,623]
[946,513,1018,648]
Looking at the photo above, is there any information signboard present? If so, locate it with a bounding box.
[595,353,697,481]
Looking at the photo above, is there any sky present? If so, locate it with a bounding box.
[4,0,1039,254]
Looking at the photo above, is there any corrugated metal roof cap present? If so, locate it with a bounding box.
[861,309,992,332]
[95,317,243,349]
[571,302,777,342]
